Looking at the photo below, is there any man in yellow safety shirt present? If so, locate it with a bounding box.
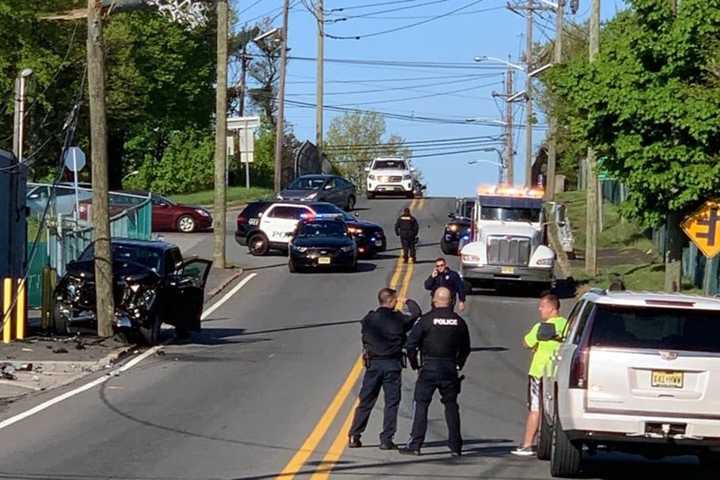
[512,291,567,457]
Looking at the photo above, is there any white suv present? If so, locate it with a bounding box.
[365,158,415,199]
[540,289,720,477]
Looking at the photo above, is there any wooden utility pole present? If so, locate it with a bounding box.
[545,0,563,201]
[585,0,600,276]
[524,0,534,188]
[87,0,114,337]
[213,0,228,269]
[316,0,324,157]
[504,66,514,185]
[274,0,290,193]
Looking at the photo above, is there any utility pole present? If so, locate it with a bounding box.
[524,0,534,189]
[274,0,290,193]
[13,69,33,162]
[213,0,228,269]
[585,0,600,276]
[504,66,514,185]
[87,0,114,337]
[239,45,251,189]
[316,0,324,158]
[545,0,563,201]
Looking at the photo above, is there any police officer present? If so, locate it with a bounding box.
[400,287,471,457]
[395,207,419,263]
[424,257,466,312]
[348,288,422,450]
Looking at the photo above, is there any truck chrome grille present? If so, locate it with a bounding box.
[486,236,531,266]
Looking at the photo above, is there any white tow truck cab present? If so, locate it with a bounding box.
[460,186,555,291]
[364,157,415,199]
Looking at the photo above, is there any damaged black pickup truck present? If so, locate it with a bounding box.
[53,239,212,345]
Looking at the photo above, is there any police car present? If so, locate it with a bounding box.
[235,201,386,257]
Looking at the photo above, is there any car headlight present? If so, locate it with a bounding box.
[129,283,141,293]
[305,192,318,200]
[368,174,375,181]
[195,209,210,217]
[293,246,308,253]
[461,254,481,264]
[276,194,284,200]
[403,174,412,180]
[536,258,554,266]
[347,227,363,235]
[340,245,354,253]
[448,224,459,232]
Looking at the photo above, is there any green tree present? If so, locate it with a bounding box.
[545,0,720,289]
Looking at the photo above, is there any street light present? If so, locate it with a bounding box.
[464,118,507,126]
[474,56,553,78]
[13,68,33,163]
[253,27,281,43]
[122,170,140,183]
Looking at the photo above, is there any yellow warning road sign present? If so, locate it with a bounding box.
[682,199,720,259]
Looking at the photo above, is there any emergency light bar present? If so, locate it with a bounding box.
[476,185,544,198]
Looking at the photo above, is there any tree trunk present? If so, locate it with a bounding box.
[664,211,684,292]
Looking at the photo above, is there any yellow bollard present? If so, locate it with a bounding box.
[3,278,11,344]
[16,279,26,340]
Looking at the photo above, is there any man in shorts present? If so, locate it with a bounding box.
[512,292,567,456]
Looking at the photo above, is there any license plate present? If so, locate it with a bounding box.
[249,218,259,225]
[652,370,683,389]
[501,266,515,274]
[374,240,383,247]
[318,257,331,265]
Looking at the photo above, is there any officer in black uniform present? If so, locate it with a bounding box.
[395,207,419,263]
[424,257,466,312]
[348,288,422,450]
[400,287,471,457]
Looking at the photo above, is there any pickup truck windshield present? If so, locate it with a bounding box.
[373,160,406,170]
[480,207,541,222]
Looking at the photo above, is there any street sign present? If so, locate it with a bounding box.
[63,147,86,172]
[682,199,720,258]
[238,125,254,164]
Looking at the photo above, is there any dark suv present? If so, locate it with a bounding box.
[277,174,357,211]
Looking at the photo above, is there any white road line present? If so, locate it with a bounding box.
[0,272,257,432]
[201,273,257,320]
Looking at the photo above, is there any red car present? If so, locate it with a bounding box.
[79,193,213,233]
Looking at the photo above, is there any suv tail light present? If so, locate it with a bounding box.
[569,347,589,389]
[237,216,247,226]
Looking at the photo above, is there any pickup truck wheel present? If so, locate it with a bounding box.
[537,399,552,461]
[248,233,270,256]
[139,312,161,346]
[550,409,583,477]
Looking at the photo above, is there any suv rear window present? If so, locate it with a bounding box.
[590,305,720,353]
[373,160,406,170]
[241,202,270,218]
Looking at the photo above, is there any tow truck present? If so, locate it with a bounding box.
[459,186,555,292]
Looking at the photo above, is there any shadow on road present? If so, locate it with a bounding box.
[470,346,509,353]
[238,319,361,336]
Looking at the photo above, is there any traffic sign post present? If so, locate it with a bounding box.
[63,146,86,223]
[681,199,720,295]
[227,116,259,189]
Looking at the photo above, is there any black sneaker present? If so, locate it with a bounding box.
[348,436,362,448]
[398,447,421,456]
[450,450,462,457]
[379,441,397,451]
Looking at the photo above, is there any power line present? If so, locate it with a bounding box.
[332,146,509,161]
[337,5,504,19]
[328,0,431,12]
[287,74,500,96]
[325,0,487,39]
[238,0,267,15]
[324,134,501,148]
[282,54,505,70]
[333,0,449,19]
[287,72,499,84]
[335,80,502,106]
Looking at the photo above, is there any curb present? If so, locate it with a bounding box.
[205,269,244,302]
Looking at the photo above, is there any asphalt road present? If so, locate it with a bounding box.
[0,197,713,480]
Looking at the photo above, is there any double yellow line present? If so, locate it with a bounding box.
[275,199,422,479]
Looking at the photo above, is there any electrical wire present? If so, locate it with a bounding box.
[324,134,501,148]
[286,74,499,96]
[337,5,504,20]
[325,0,487,39]
[333,0,449,19]
[281,55,506,70]
[287,72,500,84]
[328,0,431,12]
[332,146,509,162]
[238,0,267,15]
[335,80,502,106]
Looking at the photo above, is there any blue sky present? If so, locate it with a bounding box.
[232,0,626,197]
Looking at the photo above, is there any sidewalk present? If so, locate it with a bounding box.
[0,334,133,403]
